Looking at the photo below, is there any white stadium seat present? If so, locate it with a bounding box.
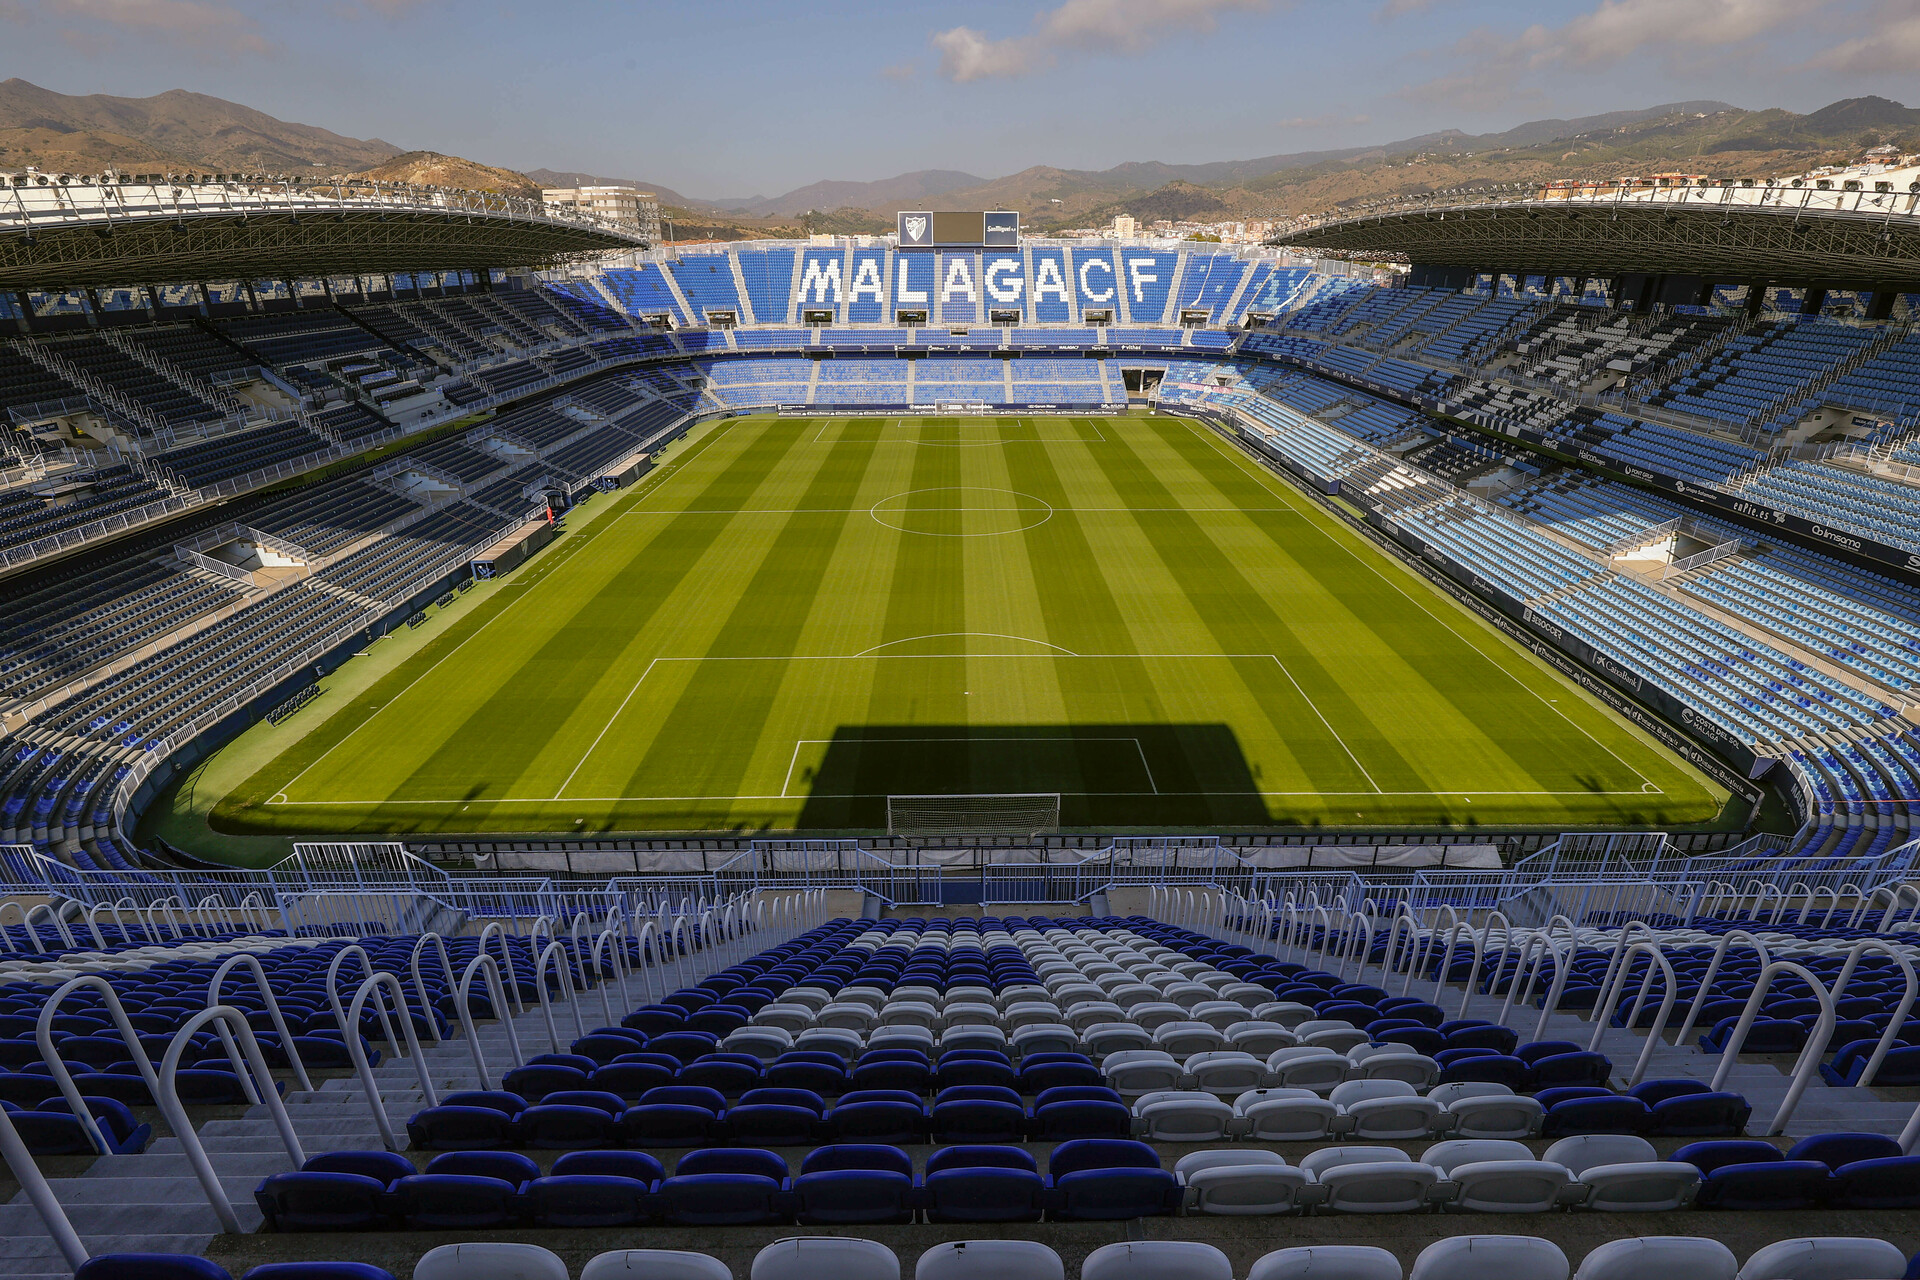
[1543,1135,1699,1212]
[1736,1238,1909,1280]
[1183,1050,1269,1095]
[1331,1079,1442,1140]
[583,1250,735,1280]
[1409,1237,1568,1280]
[1081,1242,1232,1280]
[1299,1146,1440,1214]
[1234,1086,1341,1141]
[416,1243,571,1280]
[1266,1045,1351,1092]
[915,1241,1064,1280]
[1133,1089,1238,1141]
[1177,1149,1314,1215]
[1248,1247,1404,1280]
[1571,1238,1736,1280]
[751,1238,898,1280]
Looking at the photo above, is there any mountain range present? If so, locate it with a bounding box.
[2,79,1917,237]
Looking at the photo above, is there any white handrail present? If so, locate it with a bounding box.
[326,944,401,1058]
[344,971,437,1151]
[35,975,163,1155]
[534,938,584,1053]
[1588,940,1678,1088]
[208,952,313,1092]
[1710,959,1835,1135]
[409,932,456,1045]
[477,921,526,1014]
[1828,939,1918,1088]
[156,1006,305,1233]
[452,952,522,1089]
[1672,929,1773,1047]
[0,1104,88,1271]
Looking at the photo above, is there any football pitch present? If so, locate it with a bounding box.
[206,413,1729,836]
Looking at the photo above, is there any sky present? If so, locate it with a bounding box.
[2,0,1919,201]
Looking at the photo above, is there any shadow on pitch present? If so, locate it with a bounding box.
[791,723,1268,830]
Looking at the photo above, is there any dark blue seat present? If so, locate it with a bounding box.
[1442,1025,1518,1055]
[677,1058,762,1096]
[389,1173,521,1229]
[1788,1132,1902,1171]
[1702,1017,1805,1055]
[253,1151,415,1230]
[656,1147,792,1225]
[850,1057,932,1093]
[1649,1092,1749,1137]
[17,1096,149,1155]
[570,1034,645,1065]
[1541,1096,1651,1137]
[1372,1026,1445,1056]
[239,1264,395,1280]
[923,1145,1046,1223]
[929,1098,1027,1144]
[936,1059,1019,1091]
[726,1102,822,1146]
[515,1103,616,1149]
[825,1096,926,1144]
[439,1090,529,1118]
[75,1258,235,1280]
[1047,1138,1179,1220]
[1032,1099,1131,1141]
[1828,1155,1920,1209]
[526,1053,600,1074]
[1672,1140,1782,1174]
[589,1061,676,1101]
[405,1104,516,1151]
[522,1165,654,1227]
[649,1031,721,1064]
[765,1059,848,1094]
[500,1063,589,1101]
[793,1145,916,1224]
[1693,1160,1829,1210]
[1019,1061,1102,1093]
[1627,1079,1709,1107]
[1529,1051,1611,1088]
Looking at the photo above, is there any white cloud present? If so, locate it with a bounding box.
[931,0,1269,82]
[52,0,272,55]
[1404,0,1822,109]
[1806,0,1920,71]
[1526,0,1804,66]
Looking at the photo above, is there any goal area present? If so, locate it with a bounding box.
[887,793,1061,836]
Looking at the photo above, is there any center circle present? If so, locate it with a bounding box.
[869,487,1054,537]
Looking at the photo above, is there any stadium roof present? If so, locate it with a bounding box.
[0,178,648,290]
[1268,182,1920,289]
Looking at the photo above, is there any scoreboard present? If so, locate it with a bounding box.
[897,210,1019,248]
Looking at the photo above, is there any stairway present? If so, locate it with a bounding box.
[1,981,587,1277]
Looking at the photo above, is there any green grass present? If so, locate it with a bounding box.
[199,413,1729,837]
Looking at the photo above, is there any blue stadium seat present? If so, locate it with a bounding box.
[922,1145,1047,1223]
[793,1144,916,1224]
[656,1147,792,1225]
[254,1151,415,1230]
[1047,1138,1180,1220]
[404,1104,516,1151]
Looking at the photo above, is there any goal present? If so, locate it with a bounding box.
[887,793,1061,836]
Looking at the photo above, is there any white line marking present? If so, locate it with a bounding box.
[554,658,660,799]
[276,424,736,800]
[1186,420,1664,789]
[271,788,1664,806]
[854,632,1080,658]
[1268,654,1381,793]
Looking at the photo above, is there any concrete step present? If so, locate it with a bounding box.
[0,1199,245,1236]
[0,1233,213,1263]
[12,1174,262,1205]
[86,1152,294,1178]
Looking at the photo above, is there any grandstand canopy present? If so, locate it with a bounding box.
[0,179,647,291]
[1270,187,1920,293]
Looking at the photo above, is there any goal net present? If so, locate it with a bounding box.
[887,793,1061,837]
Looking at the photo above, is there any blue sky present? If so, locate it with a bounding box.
[2,0,1917,200]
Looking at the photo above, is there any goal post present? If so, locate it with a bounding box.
[887,793,1061,837]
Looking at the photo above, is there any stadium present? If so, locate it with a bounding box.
[7,23,1920,1280]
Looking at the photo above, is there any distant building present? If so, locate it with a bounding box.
[1111,214,1137,239]
[543,185,661,240]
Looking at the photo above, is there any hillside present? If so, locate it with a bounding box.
[0,78,401,175]
[347,151,538,197]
